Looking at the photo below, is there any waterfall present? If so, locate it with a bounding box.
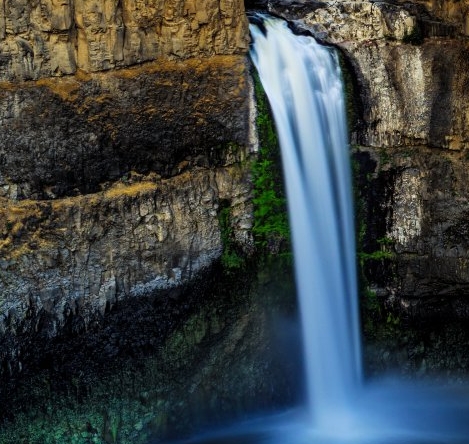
[165,13,469,444]
[240,14,469,444]
[249,16,362,427]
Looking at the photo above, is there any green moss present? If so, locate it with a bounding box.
[352,155,398,339]
[251,71,291,255]
[218,202,245,270]
[358,249,395,265]
[358,236,395,267]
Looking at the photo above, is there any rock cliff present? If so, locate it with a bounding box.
[3,0,469,436]
[270,0,469,319]
[0,0,249,79]
[0,0,254,389]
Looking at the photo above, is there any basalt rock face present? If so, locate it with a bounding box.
[0,57,253,199]
[0,0,254,398]
[268,1,469,152]
[296,2,469,151]
[269,0,469,320]
[0,54,256,387]
[355,146,469,320]
[0,0,249,79]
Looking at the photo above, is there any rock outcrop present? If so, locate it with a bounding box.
[269,0,469,319]
[0,0,254,390]
[0,165,253,336]
[0,0,249,79]
[0,54,256,381]
[0,56,253,199]
[295,2,469,151]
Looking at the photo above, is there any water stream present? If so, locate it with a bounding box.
[249,16,362,427]
[163,15,469,444]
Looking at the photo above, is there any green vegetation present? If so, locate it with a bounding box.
[361,287,381,335]
[216,72,292,274]
[0,388,154,444]
[358,236,395,266]
[251,72,291,255]
[218,202,245,270]
[352,155,399,339]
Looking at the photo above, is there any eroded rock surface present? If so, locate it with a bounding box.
[356,146,469,320]
[0,56,252,199]
[0,0,249,79]
[0,165,254,376]
[271,1,469,151]
[268,0,469,318]
[0,52,256,381]
[348,39,469,150]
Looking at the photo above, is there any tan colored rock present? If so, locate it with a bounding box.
[288,2,469,150]
[303,2,416,42]
[0,166,253,334]
[343,39,469,150]
[0,52,256,344]
[396,0,469,34]
[0,0,249,80]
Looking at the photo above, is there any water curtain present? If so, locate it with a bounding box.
[248,15,469,443]
[250,16,362,428]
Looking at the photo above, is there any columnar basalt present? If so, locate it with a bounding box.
[0,0,249,79]
[0,56,253,199]
[0,0,254,395]
[0,54,257,379]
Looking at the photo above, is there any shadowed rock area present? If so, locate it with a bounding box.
[0,1,256,430]
[0,57,252,198]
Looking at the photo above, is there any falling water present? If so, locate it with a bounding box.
[165,14,469,444]
[249,15,362,428]
[247,15,469,443]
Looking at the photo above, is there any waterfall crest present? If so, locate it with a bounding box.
[249,16,362,427]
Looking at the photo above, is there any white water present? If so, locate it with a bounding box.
[249,16,362,428]
[164,15,469,444]
[247,16,469,443]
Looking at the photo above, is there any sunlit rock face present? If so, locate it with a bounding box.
[398,0,469,34]
[349,40,469,150]
[0,0,249,79]
[0,0,253,384]
[271,1,469,151]
[267,0,469,319]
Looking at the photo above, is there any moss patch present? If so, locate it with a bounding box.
[251,71,290,255]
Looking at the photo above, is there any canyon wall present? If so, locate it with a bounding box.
[0,0,254,384]
[0,0,248,79]
[272,0,469,320]
[1,0,469,439]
